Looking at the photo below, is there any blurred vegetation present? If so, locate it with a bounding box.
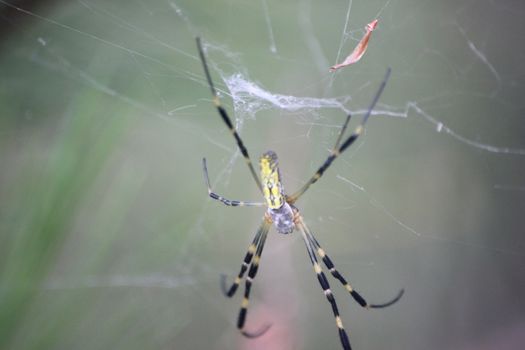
[0,79,128,348]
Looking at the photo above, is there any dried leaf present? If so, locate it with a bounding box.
[330,19,378,72]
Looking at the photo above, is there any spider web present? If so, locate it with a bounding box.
[0,1,524,350]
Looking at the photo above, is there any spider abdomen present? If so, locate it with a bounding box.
[268,202,295,234]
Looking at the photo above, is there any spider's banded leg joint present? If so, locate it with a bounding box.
[196,37,264,194]
[220,221,269,297]
[288,68,391,202]
[335,316,343,329]
[235,224,271,338]
[298,222,352,350]
[306,224,404,310]
[202,158,265,207]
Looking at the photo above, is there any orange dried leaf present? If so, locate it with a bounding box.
[330,19,378,72]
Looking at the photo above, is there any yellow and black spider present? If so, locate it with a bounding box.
[197,37,403,350]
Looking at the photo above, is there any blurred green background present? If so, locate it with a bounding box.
[1,0,524,349]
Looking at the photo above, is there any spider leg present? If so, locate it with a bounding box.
[238,218,272,338]
[288,68,391,203]
[333,113,352,151]
[296,218,351,350]
[203,158,265,207]
[220,218,269,297]
[302,221,404,309]
[196,37,264,194]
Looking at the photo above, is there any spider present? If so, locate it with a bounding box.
[197,37,403,350]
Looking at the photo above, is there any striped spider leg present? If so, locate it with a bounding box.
[219,217,272,337]
[196,37,263,194]
[237,216,272,338]
[288,68,391,204]
[296,217,351,349]
[202,158,265,207]
[296,215,403,350]
[197,37,271,337]
[220,218,267,297]
[302,221,404,310]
